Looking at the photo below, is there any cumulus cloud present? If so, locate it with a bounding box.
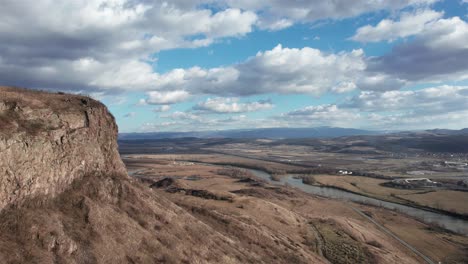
[149,45,368,96]
[344,85,468,114]
[0,0,451,97]
[193,98,273,113]
[143,90,191,105]
[351,9,443,42]
[0,0,257,92]
[367,16,468,82]
[356,74,407,91]
[143,110,287,132]
[272,85,468,130]
[257,18,294,31]
[142,85,468,131]
[165,111,202,121]
[226,0,437,30]
[153,105,171,112]
[365,110,468,130]
[336,85,468,129]
[127,14,467,95]
[123,112,137,118]
[280,104,361,127]
[219,115,248,123]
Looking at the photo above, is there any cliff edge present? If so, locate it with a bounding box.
[0,87,324,264]
[0,87,426,264]
[0,86,126,210]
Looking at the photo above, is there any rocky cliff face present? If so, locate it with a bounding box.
[0,87,318,264]
[0,87,431,264]
[0,86,126,210]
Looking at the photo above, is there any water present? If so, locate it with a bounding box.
[246,168,468,235]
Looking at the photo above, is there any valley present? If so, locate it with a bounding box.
[120,135,468,264]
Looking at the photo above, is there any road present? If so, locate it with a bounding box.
[351,206,435,264]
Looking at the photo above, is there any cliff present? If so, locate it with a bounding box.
[0,87,431,263]
[0,87,325,263]
[0,86,126,210]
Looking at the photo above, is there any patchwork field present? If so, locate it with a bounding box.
[121,153,468,263]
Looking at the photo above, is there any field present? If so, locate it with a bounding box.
[309,175,468,215]
[119,136,468,263]
[398,190,468,215]
[120,136,468,216]
[124,155,468,263]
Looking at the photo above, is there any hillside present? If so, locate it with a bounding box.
[0,87,327,263]
[0,87,443,263]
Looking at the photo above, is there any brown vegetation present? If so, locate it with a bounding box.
[302,175,317,185]
[3,87,467,263]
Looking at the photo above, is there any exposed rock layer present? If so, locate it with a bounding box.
[0,87,325,264]
[0,87,443,264]
[0,87,126,210]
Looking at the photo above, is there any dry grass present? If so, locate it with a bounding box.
[313,175,468,215]
[314,175,422,201]
[360,205,468,263]
[121,154,468,263]
[398,190,468,215]
[313,219,376,264]
[158,153,303,174]
[0,86,103,137]
[0,86,99,112]
[301,175,317,185]
[270,174,282,181]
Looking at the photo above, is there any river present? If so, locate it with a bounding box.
[245,168,468,235]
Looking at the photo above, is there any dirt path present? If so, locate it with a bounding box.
[309,223,325,258]
[351,206,435,264]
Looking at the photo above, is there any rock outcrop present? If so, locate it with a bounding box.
[0,87,433,264]
[0,86,126,210]
[0,87,322,264]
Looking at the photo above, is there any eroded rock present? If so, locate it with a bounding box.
[0,87,126,210]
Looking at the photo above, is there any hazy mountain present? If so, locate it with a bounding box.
[119,127,380,140]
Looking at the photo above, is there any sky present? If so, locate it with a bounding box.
[1,0,468,132]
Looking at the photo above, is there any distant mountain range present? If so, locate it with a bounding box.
[119,127,468,140]
[424,128,468,135]
[119,127,381,140]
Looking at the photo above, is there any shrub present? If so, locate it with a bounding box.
[302,175,316,185]
[270,174,282,181]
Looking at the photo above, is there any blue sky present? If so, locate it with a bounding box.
[1,0,468,132]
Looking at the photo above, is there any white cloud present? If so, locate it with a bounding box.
[205,8,258,37]
[365,110,468,130]
[193,98,273,113]
[281,104,361,127]
[89,59,159,90]
[142,111,288,132]
[143,90,190,105]
[336,85,468,129]
[165,111,202,121]
[0,0,451,98]
[0,1,257,92]
[140,85,468,131]
[368,16,468,82]
[226,0,437,30]
[123,112,136,118]
[274,85,468,130]
[344,85,468,114]
[153,105,171,112]
[356,74,407,91]
[257,18,294,31]
[331,82,357,93]
[149,45,368,96]
[352,9,443,42]
[220,115,248,122]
